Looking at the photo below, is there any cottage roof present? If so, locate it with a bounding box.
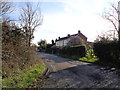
[56,31,87,42]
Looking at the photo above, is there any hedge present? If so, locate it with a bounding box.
[93,41,120,62]
[45,45,86,58]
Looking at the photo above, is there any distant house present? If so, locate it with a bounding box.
[55,30,87,47]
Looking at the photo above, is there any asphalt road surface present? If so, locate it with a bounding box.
[37,52,120,88]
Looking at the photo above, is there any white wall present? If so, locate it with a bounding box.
[56,36,87,46]
[56,40,64,46]
[56,38,70,46]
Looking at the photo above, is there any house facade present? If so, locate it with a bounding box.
[55,30,87,47]
[56,38,71,46]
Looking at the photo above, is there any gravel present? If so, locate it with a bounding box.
[37,52,120,88]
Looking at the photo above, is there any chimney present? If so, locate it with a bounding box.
[58,37,60,40]
[78,30,81,34]
[55,39,58,42]
[67,34,70,37]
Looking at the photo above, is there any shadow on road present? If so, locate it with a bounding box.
[37,52,120,88]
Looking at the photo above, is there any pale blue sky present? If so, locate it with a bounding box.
[8,0,119,45]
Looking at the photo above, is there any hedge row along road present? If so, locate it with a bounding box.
[38,52,120,88]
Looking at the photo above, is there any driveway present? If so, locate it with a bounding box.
[37,52,120,88]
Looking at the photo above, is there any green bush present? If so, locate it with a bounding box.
[79,49,98,63]
[60,46,86,57]
[2,20,42,77]
[45,48,52,53]
[46,45,86,58]
[93,40,120,62]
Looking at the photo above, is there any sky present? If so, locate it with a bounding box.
[7,0,119,45]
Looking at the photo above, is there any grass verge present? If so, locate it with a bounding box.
[60,54,98,63]
[2,62,46,88]
[78,56,98,63]
[58,49,98,63]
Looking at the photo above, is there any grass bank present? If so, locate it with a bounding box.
[58,51,120,69]
[2,61,46,88]
[59,49,98,63]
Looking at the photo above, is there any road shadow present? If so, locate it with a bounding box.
[38,52,120,88]
[45,64,120,88]
[37,52,89,64]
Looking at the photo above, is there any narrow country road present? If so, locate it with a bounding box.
[37,52,120,88]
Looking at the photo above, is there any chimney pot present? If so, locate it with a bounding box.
[78,30,81,34]
[58,37,60,39]
[68,34,70,37]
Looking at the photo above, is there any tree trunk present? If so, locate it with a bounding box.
[118,30,120,42]
[28,35,31,46]
[118,20,120,42]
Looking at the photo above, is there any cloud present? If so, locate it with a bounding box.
[33,13,106,44]
[33,0,116,44]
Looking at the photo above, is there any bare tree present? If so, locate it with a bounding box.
[102,2,120,41]
[19,3,43,46]
[0,0,13,16]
